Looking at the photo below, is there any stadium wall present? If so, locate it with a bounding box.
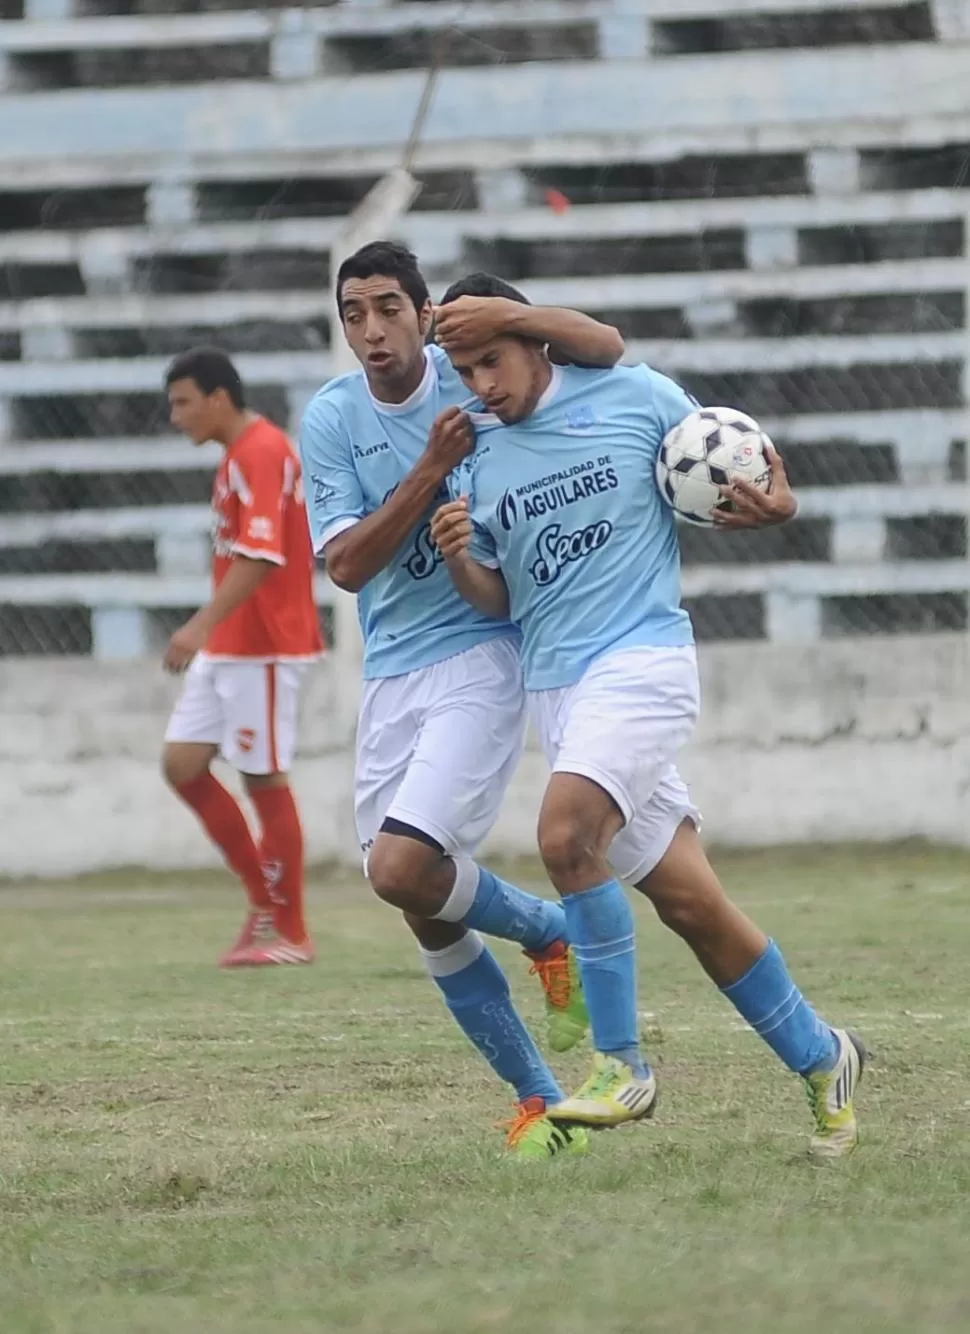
[4,635,968,879]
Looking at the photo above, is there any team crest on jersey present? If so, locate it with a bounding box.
[247,516,274,542]
[564,404,597,433]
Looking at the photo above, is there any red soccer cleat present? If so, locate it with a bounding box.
[218,910,275,968]
[225,935,316,967]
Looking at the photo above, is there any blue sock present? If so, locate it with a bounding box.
[561,880,648,1078]
[437,859,566,954]
[722,939,839,1076]
[420,932,563,1105]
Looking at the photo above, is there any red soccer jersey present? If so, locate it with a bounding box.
[205,417,324,661]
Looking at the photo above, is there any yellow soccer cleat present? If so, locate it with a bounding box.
[500,1096,590,1159]
[525,940,590,1053]
[805,1029,867,1161]
[546,1052,658,1127]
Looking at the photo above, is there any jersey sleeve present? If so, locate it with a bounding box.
[227,443,289,565]
[467,517,500,570]
[299,394,366,553]
[647,367,700,436]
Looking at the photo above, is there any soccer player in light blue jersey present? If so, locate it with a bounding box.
[431,272,866,1161]
[299,242,626,1157]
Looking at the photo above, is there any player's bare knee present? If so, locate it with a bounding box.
[162,743,209,790]
[538,815,600,889]
[367,837,440,914]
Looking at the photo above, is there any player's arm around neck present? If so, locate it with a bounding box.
[430,499,510,621]
[434,297,623,369]
[516,305,623,369]
[325,406,474,594]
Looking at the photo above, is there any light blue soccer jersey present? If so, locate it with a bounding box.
[300,344,515,680]
[457,362,696,691]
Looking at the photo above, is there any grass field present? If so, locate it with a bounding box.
[2,844,970,1334]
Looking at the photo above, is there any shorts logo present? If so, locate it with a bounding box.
[531,519,613,587]
[497,490,518,532]
[236,727,257,753]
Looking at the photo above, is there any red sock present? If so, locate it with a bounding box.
[176,772,271,911]
[249,784,308,944]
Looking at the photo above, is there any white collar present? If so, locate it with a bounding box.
[367,346,435,416]
[534,364,564,414]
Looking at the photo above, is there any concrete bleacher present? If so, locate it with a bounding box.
[0,0,968,655]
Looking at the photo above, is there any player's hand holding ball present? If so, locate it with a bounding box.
[431,497,474,561]
[426,405,475,474]
[715,443,797,529]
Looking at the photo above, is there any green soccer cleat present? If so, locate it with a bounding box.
[525,940,590,1053]
[805,1029,867,1161]
[501,1097,590,1159]
[547,1052,658,1128]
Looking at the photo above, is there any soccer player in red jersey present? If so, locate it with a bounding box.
[162,347,323,966]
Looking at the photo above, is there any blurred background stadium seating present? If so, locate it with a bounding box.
[1,0,968,657]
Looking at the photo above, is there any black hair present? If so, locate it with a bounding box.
[165,346,246,410]
[336,241,430,319]
[439,271,531,306]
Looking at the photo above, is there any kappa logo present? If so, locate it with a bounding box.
[236,727,257,754]
[353,440,390,459]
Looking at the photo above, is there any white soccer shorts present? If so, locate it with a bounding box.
[355,636,527,862]
[165,654,310,775]
[528,645,702,884]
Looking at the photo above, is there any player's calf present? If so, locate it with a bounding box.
[165,748,276,940]
[639,820,866,1158]
[417,930,568,1122]
[245,774,312,949]
[538,772,654,1112]
[375,829,587,1050]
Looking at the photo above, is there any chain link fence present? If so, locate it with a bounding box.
[1,0,967,653]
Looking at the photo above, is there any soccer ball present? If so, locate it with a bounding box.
[656,407,773,527]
